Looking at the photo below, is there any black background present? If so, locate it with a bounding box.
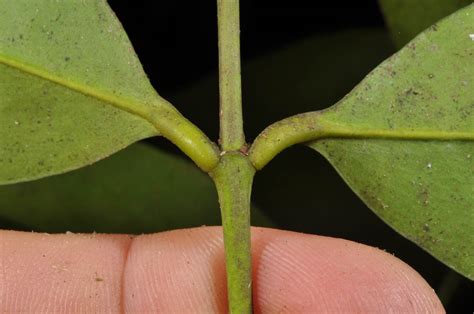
[108,1,384,92]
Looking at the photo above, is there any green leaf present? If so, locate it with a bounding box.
[310,5,473,279]
[379,0,472,48]
[0,142,273,233]
[0,1,173,184]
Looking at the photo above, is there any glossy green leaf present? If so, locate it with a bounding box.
[310,6,473,278]
[0,142,273,233]
[0,1,173,184]
[379,0,472,48]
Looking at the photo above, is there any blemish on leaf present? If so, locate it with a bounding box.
[423,223,430,232]
[419,188,430,206]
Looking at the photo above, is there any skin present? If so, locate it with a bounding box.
[0,226,444,313]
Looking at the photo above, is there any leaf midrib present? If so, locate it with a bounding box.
[0,53,161,133]
[318,122,474,141]
[0,53,222,173]
[248,111,474,170]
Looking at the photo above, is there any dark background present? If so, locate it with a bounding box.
[108,1,385,96]
[105,1,472,312]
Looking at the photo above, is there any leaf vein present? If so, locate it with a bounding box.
[0,53,160,132]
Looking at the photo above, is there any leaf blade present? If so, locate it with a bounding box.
[0,0,176,183]
[318,7,473,134]
[0,0,160,106]
[312,139,473,279]
[379,0,472,48]
[309,5,474,278]
[0,62,157,184]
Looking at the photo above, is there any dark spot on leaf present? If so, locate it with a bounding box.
[65,56,70,62]
[423,223,430,232]
[405,88,420,96]
[419,188,429,207]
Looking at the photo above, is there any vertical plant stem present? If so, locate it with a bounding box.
[216,1,252,312]
[211,152,255,313]
[217,0,245,151]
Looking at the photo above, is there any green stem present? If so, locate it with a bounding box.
[149,99,220,172]
[217,0,245,151]
[248,112,325,169]
[215,1,253,311]
[248,111,474,170]
[211,152,255,314]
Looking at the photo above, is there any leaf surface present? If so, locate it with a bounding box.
[379,0,472,48]
[310,6,474,278]
[0,143,273,233]
[0,0,172,184]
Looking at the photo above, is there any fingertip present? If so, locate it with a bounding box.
[1,227,444,313]
[122,227,443,313]
[123,226,228,312]
[0,230,131,312]
[251,228,444,313]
